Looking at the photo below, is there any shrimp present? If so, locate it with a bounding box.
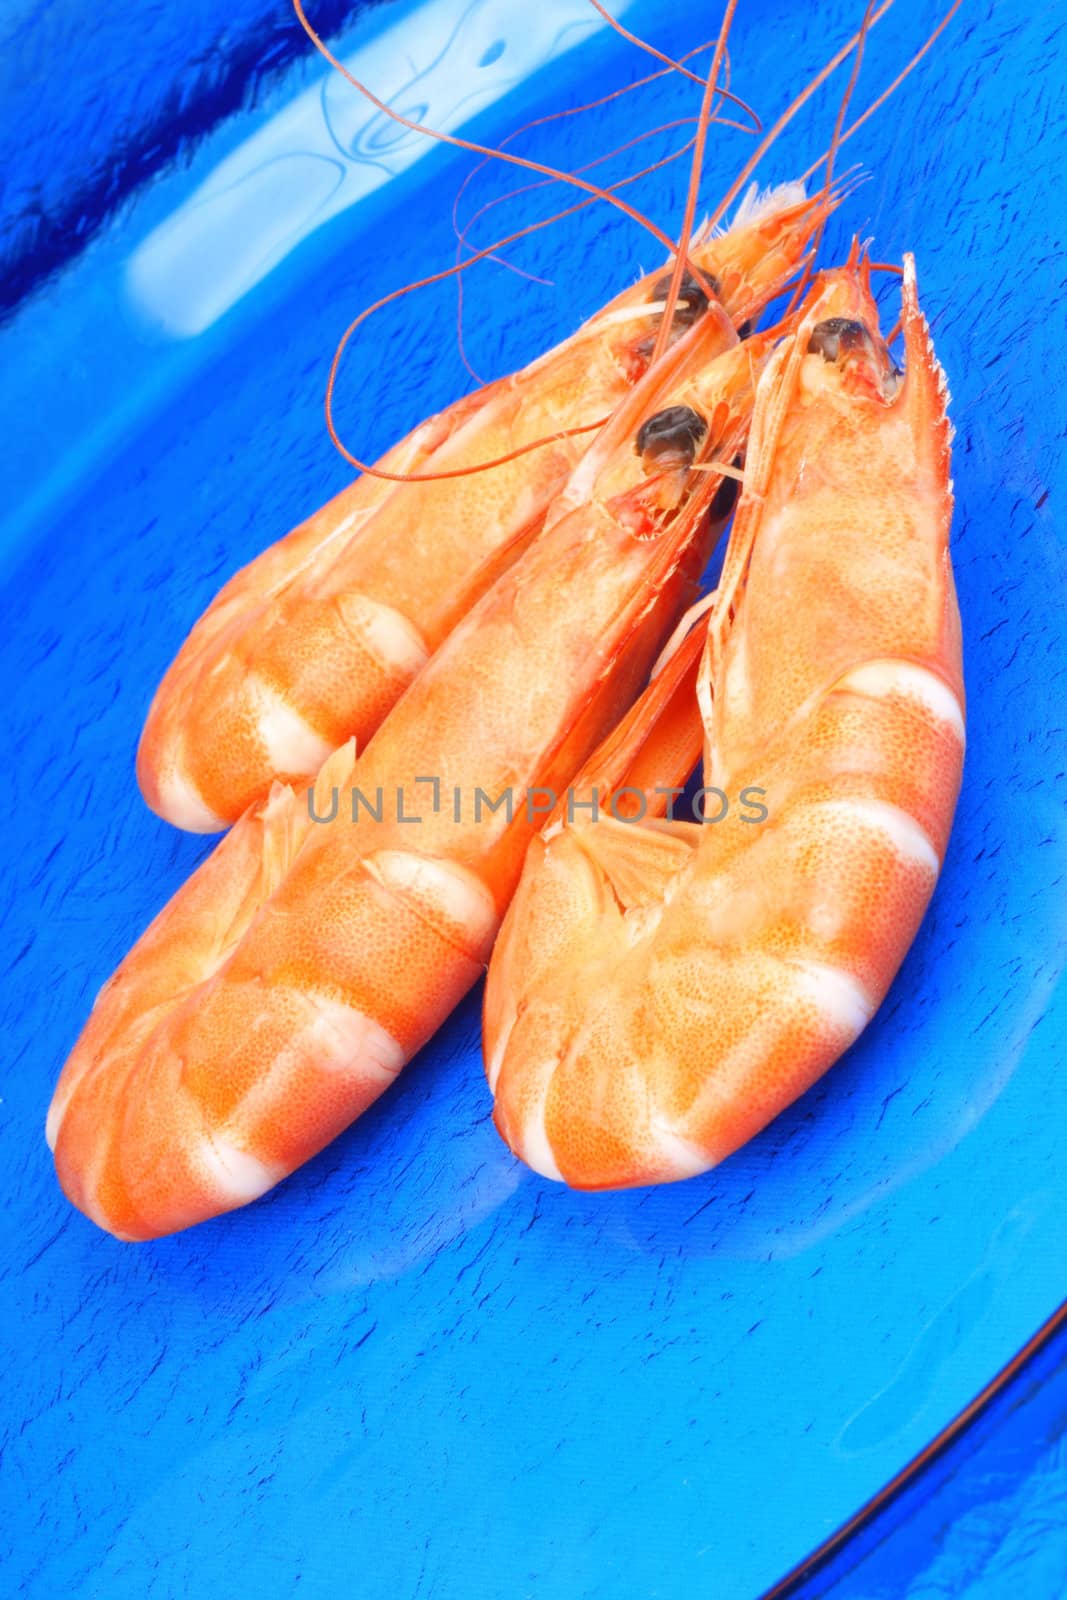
[48,303,770,1239]
[484,254,964,1189]
[135,187,831,833]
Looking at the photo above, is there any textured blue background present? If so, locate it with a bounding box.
[1,2,1064,1596]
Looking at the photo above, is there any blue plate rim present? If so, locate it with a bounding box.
[759,1293,1067,1598]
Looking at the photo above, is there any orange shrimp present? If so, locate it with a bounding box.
[48,305,770,1239]
[135,188,830,833]
[484,254,964,1188]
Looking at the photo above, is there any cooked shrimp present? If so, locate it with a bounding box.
[48,304,769,1239]
[484,255,964,1188]
[136,186,831,833]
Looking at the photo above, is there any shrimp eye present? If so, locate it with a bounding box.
[636,405,708,468]
[807,317,873,362]
[652,270,717,326]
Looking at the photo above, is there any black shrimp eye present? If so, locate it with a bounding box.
[635,405,708,468]
[710,455,743,521]
[651,269,717,326]
[807,317,873,362]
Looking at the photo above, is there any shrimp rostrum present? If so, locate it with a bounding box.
[484,254,964,1189]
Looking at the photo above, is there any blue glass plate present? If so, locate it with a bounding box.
[776,1301,1067,1597]
[2,2,1064,1596]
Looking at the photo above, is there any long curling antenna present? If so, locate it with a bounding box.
[305,0,882,479]
[293,0,691,263]
[649,0,740,368]
[699,0,896,241]
[448,30,755,383]
[320,205,621,481]
[455,120,700,267]
[455,120,701,386]
[584,0,762,131]
[448,31,758,303]
[787,0,876,313]
[801,0,966,185]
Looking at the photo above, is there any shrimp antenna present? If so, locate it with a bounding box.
[455,120,701,385]
[455,119,700,268]
[650,0,740,368]
[294,0,695,264]
[700,0,896,241]
[450,36,723,262]
[448,34,752,330]
[448,30,757,382]
[786,0,876,313]
[584,1,762,131]
[320,202,628,481]
[801,0,966,185]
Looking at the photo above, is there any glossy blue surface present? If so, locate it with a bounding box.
[789,1311,1067,1599]
[2,2,1064,1596]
